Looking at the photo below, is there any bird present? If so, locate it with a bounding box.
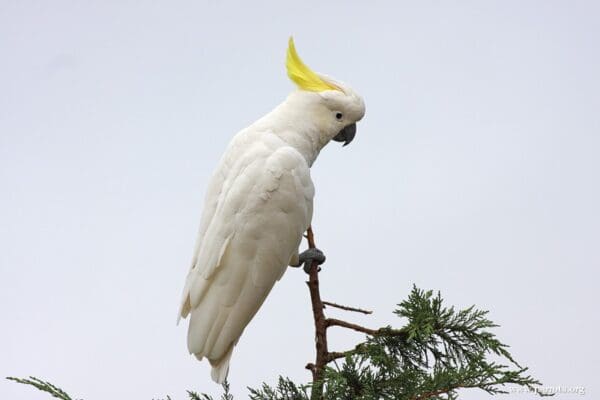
[178,37,365,383]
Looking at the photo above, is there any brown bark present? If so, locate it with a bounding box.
[322,301,373,315]
[304,226,328,400]
[304,227,404,400]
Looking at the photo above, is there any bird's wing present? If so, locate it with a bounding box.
[179,140,314,382]
[177,129,255,320]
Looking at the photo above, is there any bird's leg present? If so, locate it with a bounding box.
[297,248,326,273]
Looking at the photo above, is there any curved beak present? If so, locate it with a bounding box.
[332,123,356,147]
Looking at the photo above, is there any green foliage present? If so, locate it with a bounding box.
[7,287,546,400]
[190,381,235,400]
[245,286,546,400]
[248,377,310,400]
[6,376,76,400]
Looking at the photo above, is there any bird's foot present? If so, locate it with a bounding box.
[298,248,326,273]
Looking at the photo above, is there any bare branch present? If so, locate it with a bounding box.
[326,318,409,339]
[326,318,380,335]
[306,226,316,248]
[305,226,328,400]
[326,350,357,363]
[322,301,373,315]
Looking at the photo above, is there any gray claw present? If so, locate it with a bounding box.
[298,248,326,273]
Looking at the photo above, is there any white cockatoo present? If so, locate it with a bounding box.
[178,38,365,383]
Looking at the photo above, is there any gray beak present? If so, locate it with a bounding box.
[332,123,357,147]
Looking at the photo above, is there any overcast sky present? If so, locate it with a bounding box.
[1,1,599,399]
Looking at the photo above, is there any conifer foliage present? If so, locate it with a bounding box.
[245,286,544,400]
[8,229,545,400]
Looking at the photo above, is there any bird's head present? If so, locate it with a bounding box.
[285,37,365,147]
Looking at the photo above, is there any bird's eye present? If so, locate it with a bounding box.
[335,112,343,120]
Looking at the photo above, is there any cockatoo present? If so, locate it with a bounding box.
[178,38,365,383]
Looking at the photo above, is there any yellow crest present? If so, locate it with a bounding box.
[286,37,340,92]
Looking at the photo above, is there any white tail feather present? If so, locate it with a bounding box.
[209,345,234,383]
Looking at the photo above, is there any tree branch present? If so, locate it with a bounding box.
[325,349,359,363]
[305,226,328,400]
[304,227,412,400]
[326,318,380,335]
[322,301,373,315]
[326,318,409,339]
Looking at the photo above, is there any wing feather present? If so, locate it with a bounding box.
[179,135,314,382]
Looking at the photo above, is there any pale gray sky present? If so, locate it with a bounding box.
[1,1,599,399]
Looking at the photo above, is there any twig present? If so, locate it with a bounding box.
[326,318,379,335]
[326,318,409,339]
[322,301,373,315]
[326,350,358,363]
